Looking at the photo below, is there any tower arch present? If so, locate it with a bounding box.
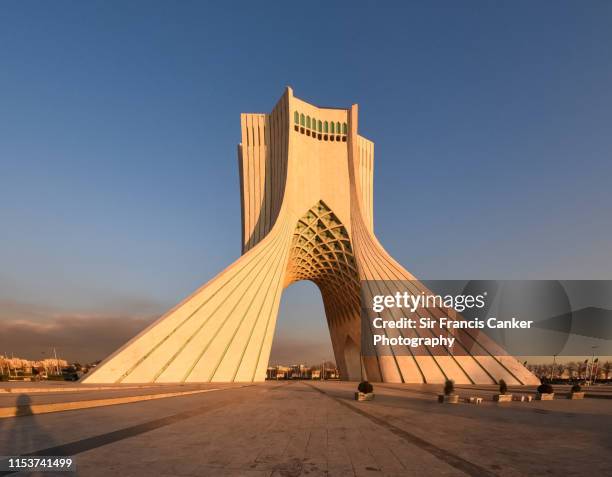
[284,201,362,380]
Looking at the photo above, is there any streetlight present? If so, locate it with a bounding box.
[53,347,60,375]
[589,346,598,385]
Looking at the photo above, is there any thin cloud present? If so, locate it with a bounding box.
[0,305,156,363]
[0,300,335,366]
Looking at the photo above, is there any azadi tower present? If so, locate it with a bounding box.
[83,88,538,385]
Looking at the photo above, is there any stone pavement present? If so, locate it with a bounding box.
[0,381,610,476]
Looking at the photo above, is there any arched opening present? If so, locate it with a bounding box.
[268,281,335,379]
[278,200,362,382]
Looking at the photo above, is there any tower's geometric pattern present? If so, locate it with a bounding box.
[83,88,539,385]
[285,201,361,324]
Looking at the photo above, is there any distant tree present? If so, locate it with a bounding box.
[602,361,611,380]
[566,361,578,380]
[545,363,552,380]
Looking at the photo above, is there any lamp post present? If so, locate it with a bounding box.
[551,354,558,381]
[53,347,60,376]
[589,346,598,385]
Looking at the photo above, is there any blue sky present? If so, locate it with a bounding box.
[1,2,611,363]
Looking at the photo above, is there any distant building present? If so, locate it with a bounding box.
[290,364,309,379]
[265,363,340,380]
[266,365,291,380]
[0,355,68,376]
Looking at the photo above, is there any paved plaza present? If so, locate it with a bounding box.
[1,381,611,476]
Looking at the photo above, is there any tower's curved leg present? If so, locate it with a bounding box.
[345,104,539,386]
[82,221,294,384]
[350,217,539,385]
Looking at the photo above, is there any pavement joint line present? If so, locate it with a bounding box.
[0,384,185,394]
[304,382,497,477]
[0,387,241,419]
[0,384,256,477]
[377,383,445,398]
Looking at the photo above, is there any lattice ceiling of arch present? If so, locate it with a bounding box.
[286,201,361,318]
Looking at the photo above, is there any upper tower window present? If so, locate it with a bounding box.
[292,110,348,140]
